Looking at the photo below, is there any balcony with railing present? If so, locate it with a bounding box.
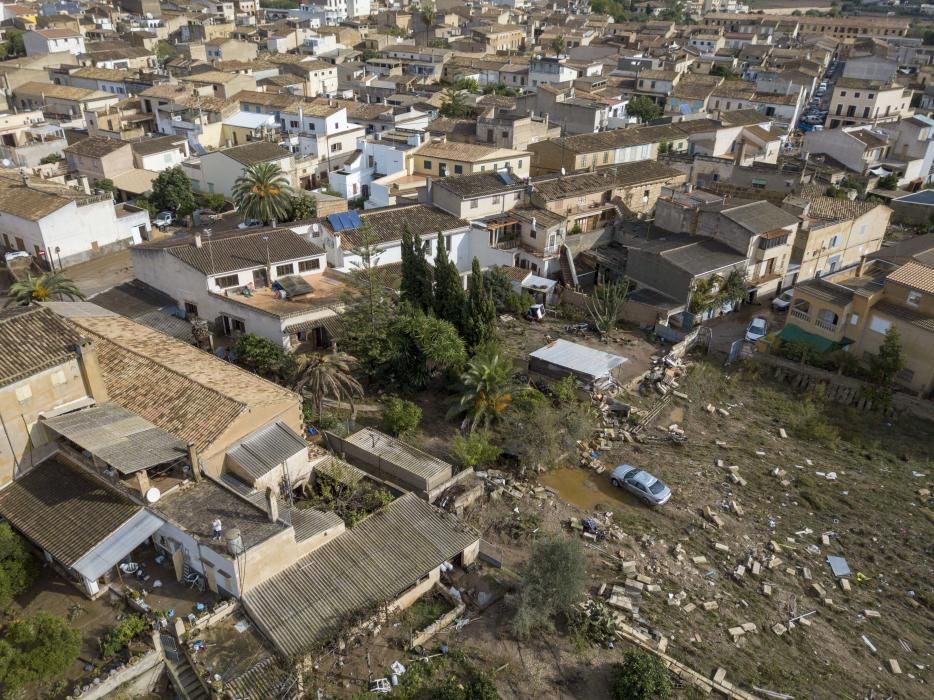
[814,318,838,332]
[790,308,810,322]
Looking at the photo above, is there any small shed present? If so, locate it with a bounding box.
[529,339,627,383]
[338,428,453,494]
[520,274,559,304]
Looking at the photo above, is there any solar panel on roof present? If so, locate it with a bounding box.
[326,213,345,231]
[346,210,363,228]
[498,171,513,186]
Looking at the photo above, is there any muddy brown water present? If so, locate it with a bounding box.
[539,467,628,513]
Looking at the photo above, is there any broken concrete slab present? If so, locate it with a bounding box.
[741,622,758,633]
[702,601,719,611]
[682,603,697,614]
[840,579,851,593]
[888,659,902,675]
[778,428,788,439]
[864,609,881,619]
[762,584,773,597]
[751,561,761,576]
[772,623,787,636]
[692,556,708,565]
[717,408,730,417]
[714,542,730,552]
[712,668,727,684]
[728,626,745,638]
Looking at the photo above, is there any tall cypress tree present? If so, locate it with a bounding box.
[433,232,465,330]
[463,257,497,348]
[400,225,432,312]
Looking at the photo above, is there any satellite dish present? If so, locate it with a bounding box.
[1,159,11,168]
[145,487,161,503]
[312,223,320,234]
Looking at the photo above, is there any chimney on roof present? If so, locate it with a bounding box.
[75,339,109,404]
[265,486,279,523]
[194,232,203,248]
[135,469,151,497]
[187,443,202,482]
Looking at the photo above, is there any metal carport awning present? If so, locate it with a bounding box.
[72,510,166,581]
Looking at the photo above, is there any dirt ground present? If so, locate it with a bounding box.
[350,356,934,700]
[309,325,933,699]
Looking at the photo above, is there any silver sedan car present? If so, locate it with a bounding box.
[610,464,672,506]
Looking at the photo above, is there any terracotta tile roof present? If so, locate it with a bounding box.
[805,196,883,222]
[232,89,299,110]
[136,228,323,276]
[0,169,90,221]
[416,140,528,163]
[335,204,468,250]
[886,261,934,295]
[533,162,682,200]
[15,81,111,102]
[434,172,526,198]
[34,28,82,39]
[217,141,292,166]
[64,135,131,158]
[0,306,83,387]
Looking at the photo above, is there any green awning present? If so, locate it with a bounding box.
[777,324,852,353]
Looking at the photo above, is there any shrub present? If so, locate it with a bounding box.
[39,152,62,165]
[511,537,587,639]
[383,397,422,436]
[100,615,149,659]
[611,650,672,700]
[451,431,501,469]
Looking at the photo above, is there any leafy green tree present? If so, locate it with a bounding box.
[383,397,422,436]
[866,327,904,407]
[232,333,294,380]
[627,95,663,123]
[385,310,467,389]
[38,152,62,165]
[4,30,24,57]
[0,614,81,695]
[197,191,227,212]
[511,537,587,639]
[92,178,115,193]
[400,226,433,313]
[463,258,497,348]
[551,36,566,58]
[611,650,673,700]
[0,523,37,609]
[454,77,479,92]
[451,430,500,469]
[293,351,363,420]
[232,162,293,225]
[151,166,196,217]
[287,192,317,221]
[450,346,512,430]
[433,232,465,331]
[440,88,469,118]
[925,30,934,46]
[710,65,739,80]
[587,279,630,335]
[878,174,899,190]
[154,40,177,66]
[5,273,85,307]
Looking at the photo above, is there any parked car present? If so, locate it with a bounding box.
[771,290,793,311]
[238,218,262,229]
[3,250,29,262]
[745,316,769,343]
[154,211,174,229]
[610,465,672,507]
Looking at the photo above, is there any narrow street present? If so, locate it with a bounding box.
[66,248,134,298]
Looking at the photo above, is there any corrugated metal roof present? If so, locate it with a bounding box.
[344,428,452,484]
[227,421,307,480]
[43,403,188,475]
[529,339,627,381]
[0,458,142,568]
[290,508,344,543]
[242,493,479,656]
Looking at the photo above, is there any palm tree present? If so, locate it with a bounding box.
[439,88,468,118]
[232,162,292,225]
[449,349,512,431]
[5,272,85,307]
[419,1,436,48]
[688,274,723,315]
[293,350,363,420]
